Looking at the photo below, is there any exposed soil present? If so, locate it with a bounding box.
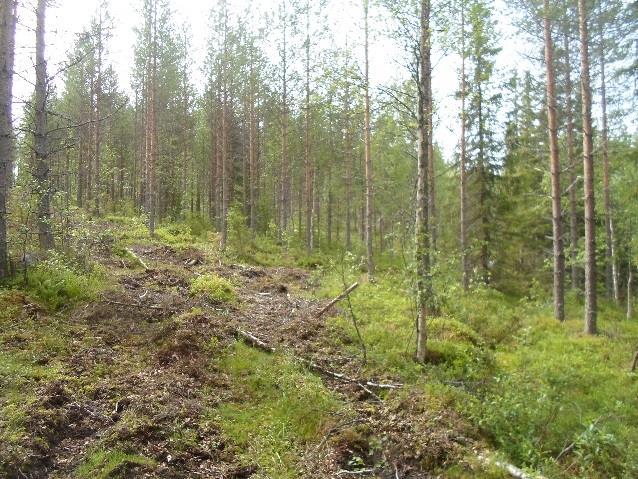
[2,239,478,479]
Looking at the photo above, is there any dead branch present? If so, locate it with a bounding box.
[235,329,276,353]
[316,282,359,318]
[336,470,376,477]
[555,442,576,462]
[235,328,402,397]
[300,358,401,390]
[477,451,547,479]
[126,248,149,271]
[102,299,175,312]
[298,357,381,401]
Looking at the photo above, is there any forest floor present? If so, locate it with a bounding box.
[0,221,499,479]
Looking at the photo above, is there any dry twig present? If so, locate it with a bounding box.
[316,282,359,318]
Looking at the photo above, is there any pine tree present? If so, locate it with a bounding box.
[416,0,433,363]
[34,0,54,250]
[363,0,374,277]
[578,0,597,334]
[543,0,565,321]
[0,0,17,276]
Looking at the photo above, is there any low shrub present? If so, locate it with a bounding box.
[22,254,105,310]
[76,449,156,479]
[190,273,236,303]
[155,223,195,246]
[186,215,213,238]
[212,342,342,478]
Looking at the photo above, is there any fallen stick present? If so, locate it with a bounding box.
[555,442,576,462]
[299,357,382,401]
[300,358,402,390]
[556,415,605,462]
[631,350,638,372]
[477,452,547,479]
[336,469,376,477]
[103,299,176,312]
[235,329,276,353]
[126,248,149,271]
[235,328,402,395]
[316,282,359,318]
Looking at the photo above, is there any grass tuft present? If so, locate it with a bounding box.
[210,342,342,478]
[190,273,236,303]
[76,449,156,479]
[21,254,106,310]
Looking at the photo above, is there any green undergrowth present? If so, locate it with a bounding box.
[316,269,498,384]
[106,214,218,253]
[0,290,70,475]
[210,341,343,478]
[76,449,156,479]
[190,273,236,303]
[18,253,107,311]
[473,295,638,478]
[315,264,638,478]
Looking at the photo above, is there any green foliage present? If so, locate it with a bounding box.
[155,223,198,246]
[226,203,253,259]
[186,214,213,239]
[22,253,106,310]
[428,317,483,346]
[464,298,638,477]
[315,260,638,477]
[190,273,236,303]
[76,449,156,479]
[443,286,524,346]
[211,342,342,478]
[316,261,494,383]
[0,289,68,475]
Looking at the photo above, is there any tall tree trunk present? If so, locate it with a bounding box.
[477,81,489,285]
[304,0,313,253]
[279,1,289,236]
[459,1,469,291]
[416,0,432,363]
[314,179,320,246]
[132,88,140,209]
[94,9,103,215]
[214,95,222,225]
[628,264,634,320]
[220,94,229,249]
[344,83,353,251]
[219,5,230,250]
[627,261,634,320]
[426,58,436,252]
[77,135,85,208]
[544,0,565,322]
[145,0,158,236]
[0,0,17,277]
[87,73,94,204]
[249,54,258,232]
[34,0,54,250]
[363,0,374,277]
[578,0,597,334]
[599,26,619,303]
[327,188,333,246]
[563,31,580,290]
